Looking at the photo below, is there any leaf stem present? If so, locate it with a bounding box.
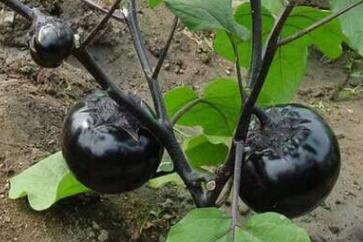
[81,0,122,49]
[279,0,363,47]
[152,17,179,80]
[171,98,202,125]
[81,0,126,22]
[228,34,244,101]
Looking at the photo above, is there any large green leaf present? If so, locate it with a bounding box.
[164,79,241,136]
[214,4,345,106]
[331,0,363,56]
[9,152,90,211]
[245,213,311,242]
[164,0,249,40]
[183,135,230,167]
[166,208,311,242]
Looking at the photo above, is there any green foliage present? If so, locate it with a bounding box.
[164,0,249,40]
[261,0,287,15]
[9,152,90,211]
[148,173,184,188]
[214,4,345,106]
[165,79,241,136]
[166,208,311,242]
[183,135,230,167]
[331,0,363,56]
[149,0,163,8]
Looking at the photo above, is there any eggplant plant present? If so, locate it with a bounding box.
[2,0,363,241]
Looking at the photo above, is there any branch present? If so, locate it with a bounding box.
[127,0,168,121]
[231,141,244,241]
[81,0,126,23]
[279,0,363,47]
[248,0,263,87]
[0,0,33,20]
[81,0,122,49]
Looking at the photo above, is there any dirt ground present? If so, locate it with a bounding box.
[0,0,362,241]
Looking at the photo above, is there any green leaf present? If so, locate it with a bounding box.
[166,209,311,242]
[245,213,311,242]
[166,208,231,242]
[164,0,249,40]
[214,4,344,106]
[149,0,162,8]
[261,0,287,15]
[9,152,90,211]
[164,79,241,136]
[164,86,199,119]
[148,173,184,189]
[331,0,363,56]
[183,135,230,167]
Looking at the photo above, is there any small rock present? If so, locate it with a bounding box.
[353,181,362,191]
[335,199,344,205]
[98,230,109,242]
[92,221,100,230]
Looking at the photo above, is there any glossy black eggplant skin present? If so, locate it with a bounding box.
[30,16,74,68]
[61,93,163,194]
[240,104,340,218]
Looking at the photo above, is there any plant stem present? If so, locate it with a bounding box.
[81,0,122,49]
[212,2,296,203]
[152,17,179,80]
[249,0,263,87]
[127,0,168,122]
[231,141,244,241]
[0,0,33,20]
[279,0,363,47]
[81,0,126,23]
[236,2,295,141]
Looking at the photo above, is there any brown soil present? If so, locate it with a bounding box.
[0,1,362,242]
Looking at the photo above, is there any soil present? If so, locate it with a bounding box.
[0,0,362,242]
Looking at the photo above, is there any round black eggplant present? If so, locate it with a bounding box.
[239,104,340,218]
[30,13,74,68]
[61,92,163,194]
